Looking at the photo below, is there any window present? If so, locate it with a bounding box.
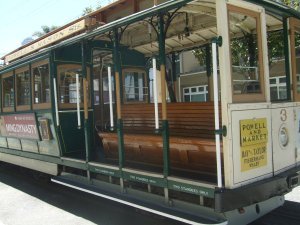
[270,76,287,101]
[2,73,14,111]
[16,67,30,110]
[290,18,300,101]
[228,5,265,102]
[32,61,50,108]
[183,85,208,102]
[123,69,147,103]
[57,64,90,108]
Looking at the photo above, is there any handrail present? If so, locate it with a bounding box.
[152,57,159,130]
[76,73,81,129]
[212,39,223,188]
[108,66,114,129]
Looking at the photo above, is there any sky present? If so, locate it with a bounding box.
[0,0,112,59]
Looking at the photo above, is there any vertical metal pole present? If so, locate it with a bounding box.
[212,40,222,188]
[113,28,125,191]
[158,14,170,204]
[76,73,81,128]
[29,63,33,110]
[152,58,159,130]
[283,17,291,101]
[53,78,60,126]
[81,41,91,166]
[108,66,114,129]
[159,14,169,177]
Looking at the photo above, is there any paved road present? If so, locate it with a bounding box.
[0,163,183,225]
[0,162,300,225]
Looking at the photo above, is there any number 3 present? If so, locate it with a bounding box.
[280,109,287,122]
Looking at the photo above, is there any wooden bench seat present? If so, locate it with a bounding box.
[98,102,223,180]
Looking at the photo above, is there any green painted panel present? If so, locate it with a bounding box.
[121,48,145,67]
[7,138,21,150]
[89,165,121,177]
[168,180,215,198]
[89,40,113,50]
[0,137,7,148]
[59,112,85,154]
[123,171,166,187]
[54,43,91,64]
[21,139,38,153]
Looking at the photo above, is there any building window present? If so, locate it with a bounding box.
[183,85,208,102]
[16,68,30,109]
[123,70,147,103]
[270,76,287,101]
[2,74,14,110]
[32,62,50,107]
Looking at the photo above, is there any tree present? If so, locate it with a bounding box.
[279,0,299,10]
[82,7,94,16]
[32,25,60,38]
[193,0,299,67]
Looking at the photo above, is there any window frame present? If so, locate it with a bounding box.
[15,66,31,111]
[2,72,14,112]
[57,64,91,109]
[290,17,300,102]
[122,68,148,104]
[227,4,266,103]
[32,59,51,110]
[183,85,208,102]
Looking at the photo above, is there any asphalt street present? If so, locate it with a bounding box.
[0,162,300,225]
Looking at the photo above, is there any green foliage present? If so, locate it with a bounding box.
[32,25,60,38]
[82,7,94,16]
[193,0,299,67]
[280,0,299,10]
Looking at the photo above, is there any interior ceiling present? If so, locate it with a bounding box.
[94,0,283,57]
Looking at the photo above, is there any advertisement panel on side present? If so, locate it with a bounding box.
[0,113,40,140]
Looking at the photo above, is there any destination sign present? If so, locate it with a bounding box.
[5,19,86,63]
[0,113,40,140]
[240,118,268,147]
[240,118,268,172]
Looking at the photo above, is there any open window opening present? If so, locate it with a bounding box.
[228,5,265,103]
[94,1,222,184]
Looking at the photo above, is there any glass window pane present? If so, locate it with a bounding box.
[270,86,278,101]
[191,94,205,102]
[198,86,204,92]
[33,64,50,104]
[229,8,261,95]
[59,67,83,104]
[16,70,30,106]
[279,86,287,100]
[124,71,147,102]
[184,88,189,94]
[269,78,276,85]
[3,76,14,107]
[191,87,197,93]
[279,77,286,83]
[184,95,190,102]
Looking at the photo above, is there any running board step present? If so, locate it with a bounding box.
[51,175,227,225]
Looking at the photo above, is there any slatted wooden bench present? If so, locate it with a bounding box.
[98,102,222,180]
